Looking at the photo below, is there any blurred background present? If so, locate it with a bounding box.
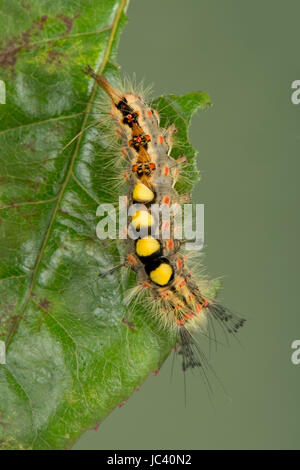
[74,0,300,449]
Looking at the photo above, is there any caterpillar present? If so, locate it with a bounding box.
[85,66,245,374]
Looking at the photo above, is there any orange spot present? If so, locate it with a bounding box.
[163,166,169,176]
[158,136,164,145]
[203,298,209,308]
[179,279,186,288]
[143,281,151,288]
[121,148,127,156]
[167,240,174,251]
[146,110,152,117]
[117,128,122,135]
[127,254,136,265]
[163,221,170,231]
[123,172,128,180]
[149,163,156,170]
[196,303,203,313]
[184,313,194,320]
[163,195,170,205]
[145,135,151,142]
[176,319,184,326]
[176,259,183,269]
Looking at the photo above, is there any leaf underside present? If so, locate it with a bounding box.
[0,0,213,449]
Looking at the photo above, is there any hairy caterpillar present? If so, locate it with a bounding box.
[85,66,245,373]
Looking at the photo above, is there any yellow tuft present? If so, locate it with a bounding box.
[132,183,154,203]
[136,236,160,257]
[149,263,173,286]
[131,210,153,229]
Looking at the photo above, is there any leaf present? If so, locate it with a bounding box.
[0,0,212,450]
[152,92,211,194]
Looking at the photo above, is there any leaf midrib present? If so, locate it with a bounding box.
[5,0,127,349]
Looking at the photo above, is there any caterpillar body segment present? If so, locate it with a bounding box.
[85,66,245,372]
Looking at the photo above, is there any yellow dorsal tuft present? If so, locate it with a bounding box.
[149,263,173,286]
[136,236,160,257]
[132,183,154,203]
[131,210,153,229]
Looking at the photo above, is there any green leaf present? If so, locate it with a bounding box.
[0,0,212,450]
[152,92,211,194]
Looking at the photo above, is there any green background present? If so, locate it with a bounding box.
[74,0,300,449]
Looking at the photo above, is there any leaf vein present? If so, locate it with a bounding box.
[5,0,127,349]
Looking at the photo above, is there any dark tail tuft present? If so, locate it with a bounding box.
[178,327,202,371]
[207,302,246,334]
